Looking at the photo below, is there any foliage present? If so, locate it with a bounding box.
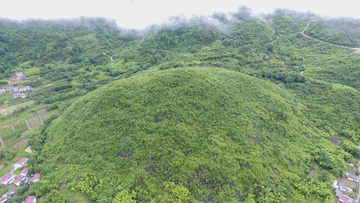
[0,8,360,203]
[0,147,16,160]
[24,67,40,77]
[31,68,346,202]
[113,189,137,203]
[75,172,104,201]
[305,17,360,47]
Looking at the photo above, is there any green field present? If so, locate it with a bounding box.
[0,93,13,103]
[26,108,58,129]
[6,98,33,107]
[4,137,25,148]
[0,185,10,195]
[0,171,6,177]
[2,166,12,174]
[17,150,29,158]
[347,165,355,173]
[0,123,28,141]
[27,116,44,128]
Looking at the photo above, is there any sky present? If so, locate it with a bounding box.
[1,0,360,29]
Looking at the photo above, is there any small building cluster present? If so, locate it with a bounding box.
[9,71,26,82]
[333,180,353,203]
[9,71,26,84]
[12,92,27,99]
[0,86,19,94]
[0,158,41,203]
[345,173,359,183]
[0,85,34,101]
[0,85,33,94]
[15,72,26,79]
[0,190,14,203]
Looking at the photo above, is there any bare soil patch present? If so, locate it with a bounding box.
[8,78,25,86]
[43,84,54,89]
[9,184,17,191]
[337,177,357,188]
[0,100,36,116]
[25,146,32,153]
[60,183,67,191]
[307,169,316,179]
[37,108,47,115]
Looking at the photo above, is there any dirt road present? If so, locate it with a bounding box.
[268,36,279,44]
[301,20,360,53]
[0,97,13,109]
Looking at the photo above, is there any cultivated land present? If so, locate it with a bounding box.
[0,100,36,116]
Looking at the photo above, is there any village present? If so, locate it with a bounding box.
[333,172,357,203]
[329,143,360,203]
[0,71,34,101]
[0,157,39,203]
[0,71,39,202]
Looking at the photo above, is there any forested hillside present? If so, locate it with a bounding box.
[1,7,360,203]
[305,17,360,47]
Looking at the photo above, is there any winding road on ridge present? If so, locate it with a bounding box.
[301,20,360,54]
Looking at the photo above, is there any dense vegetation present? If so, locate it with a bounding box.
[1,6,360,203]
[305,17,360,47]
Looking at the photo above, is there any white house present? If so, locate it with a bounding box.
[15,71,26,79]
[1,174,15,185]
[14,176,26,187]
[338,182,347,192]
[32,173,40,182]
[0,195,8,203]
[13,158,28,168]
[20,167,28,176]
[19,86,34,92]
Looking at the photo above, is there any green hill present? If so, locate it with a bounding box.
[28,67,346,202]
[1,7,360,203]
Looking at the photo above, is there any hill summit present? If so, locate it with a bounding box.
[29,67,343,202]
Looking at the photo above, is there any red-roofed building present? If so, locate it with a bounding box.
[0,88,6,94]
[13,158,28,168]
[1,174,14,185]
[339,195,350,203]
[25,195,36,203]
[32,173,40,182]
[20,167,28,176]
[13,176,26,186]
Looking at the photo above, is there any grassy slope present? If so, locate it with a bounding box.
[38,67,344,202]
